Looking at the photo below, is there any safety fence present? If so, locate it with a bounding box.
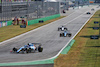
[0,14,60,27]
[0,1,60,21]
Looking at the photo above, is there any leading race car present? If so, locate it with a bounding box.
[86,12,91,14]
[91,8,94,11]
[60,30,72,37]
[58,26,68,31]
[10,43,43,54]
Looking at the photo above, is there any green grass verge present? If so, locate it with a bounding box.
[0,16,65,42]
[54,10,100,67]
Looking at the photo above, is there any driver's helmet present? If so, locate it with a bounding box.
[28,43,31,45]
[28,43,33,46]
[64,29,67,31]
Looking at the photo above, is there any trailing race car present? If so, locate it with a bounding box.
[58,26,68,31]
[86,12,91,14]
[11,43,43,54]
[60,30,72,37]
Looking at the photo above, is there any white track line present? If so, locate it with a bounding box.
[9,6,98,64]
[48,7,98,61]
[0,5,88,45]
[0,6,97,64]
[31,6,98,62]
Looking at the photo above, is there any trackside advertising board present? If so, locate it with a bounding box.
[0,21,7,28]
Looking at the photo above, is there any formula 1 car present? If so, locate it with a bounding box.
[60,30,72,37]
[10,43,43,54]
[86,12,91,14]
[58,26,68,31]
[91,8,94,11]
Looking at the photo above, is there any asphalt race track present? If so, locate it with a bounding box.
[0,5,99,63]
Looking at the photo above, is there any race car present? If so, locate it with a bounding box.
[11,43,43,54]
[58,26,68,31]
[91,8,94,11]
[60,30,72,37]
[86,12,91,14]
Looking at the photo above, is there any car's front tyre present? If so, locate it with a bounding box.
[38,46,43,52]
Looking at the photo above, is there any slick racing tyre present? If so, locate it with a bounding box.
[60,33,64,37]
[58,28,59,31]
[64,28,67,30]
[62,33,64,36]
[68,34,72,37]
[58,28,60,31]
[38,46,43,52]
[12,47,17,52]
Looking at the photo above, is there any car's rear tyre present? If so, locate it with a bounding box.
[62,33,64,37]
[64,28,67,30]
[68,34,72,37]
[38,46,43,52]
[58,28,60,31]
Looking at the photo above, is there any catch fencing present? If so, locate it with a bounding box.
[0,1,60,21]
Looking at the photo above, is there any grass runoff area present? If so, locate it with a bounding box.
[0,16,65,42]
[54,10,100,67]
